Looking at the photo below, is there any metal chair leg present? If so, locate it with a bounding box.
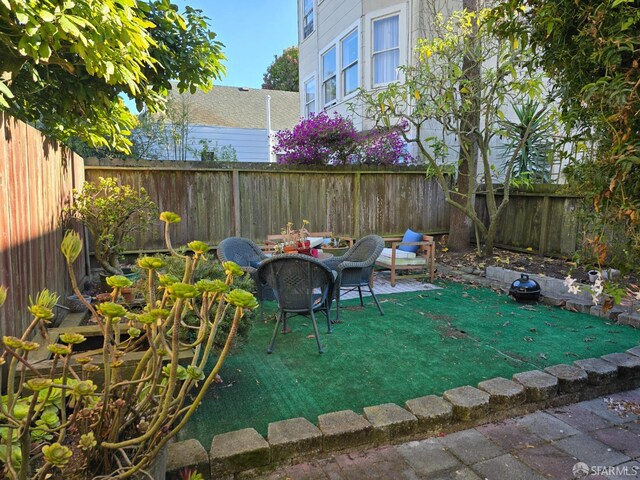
[333,289,341,324]
[325,301,333,333]
[368,285,384,316]
[267,311,283,353]
[309,310,324,353]
[357,286,364,306]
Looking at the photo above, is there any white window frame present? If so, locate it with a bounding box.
[340,28,359,99]
[303,74,316,118]
[302,0,314,39]
[365,5,407,90]
[321,46,337,107]
[317,20,360,109]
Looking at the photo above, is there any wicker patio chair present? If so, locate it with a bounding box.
[323,234,385,323]
[217,237,274,321]
[257,254,335,354]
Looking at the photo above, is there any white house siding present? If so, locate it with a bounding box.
[297,0,567,181]
[146,125,272,163]
[188,125,271,162]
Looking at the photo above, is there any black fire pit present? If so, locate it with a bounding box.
[509,274,541,302]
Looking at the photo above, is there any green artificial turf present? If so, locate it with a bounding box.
[180,281,640,447]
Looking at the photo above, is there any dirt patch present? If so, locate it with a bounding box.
[435,244,640,286]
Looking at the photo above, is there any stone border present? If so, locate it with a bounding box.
[485,266,640,327]
[166,347,640,479]
[165,267,640,479]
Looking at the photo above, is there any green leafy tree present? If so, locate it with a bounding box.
[0,0,225,153]
[493,0,640,268]
[358,4,548,257]
[262,46,299,92]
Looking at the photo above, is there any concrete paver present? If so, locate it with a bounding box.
[396,439,461,476]
[516,411,580,441]
[253,389,640,480]
[438,429,505,465]
[472,453,547,480]
[514,443,580,480]
[553,434,631,466]
[474,417,545,450]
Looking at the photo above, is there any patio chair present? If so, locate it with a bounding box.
[217,237,274,321]
[374,231,436,287]
[323,234,385,323]
[257,254,335,354]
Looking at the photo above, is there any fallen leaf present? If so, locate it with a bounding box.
[306,334,315,339]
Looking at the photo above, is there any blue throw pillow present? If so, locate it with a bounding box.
[398,228,423,253]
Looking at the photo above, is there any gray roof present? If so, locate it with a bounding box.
[168,85,301,131]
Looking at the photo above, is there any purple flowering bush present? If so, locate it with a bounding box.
[357,128,414,165]
[273,112,358,165]
[274,113,412,166]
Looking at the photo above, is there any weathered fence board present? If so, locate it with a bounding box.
[85,161,583,257]
[0,114,85,340]
[476,191,581,257]
[84,163,451,248]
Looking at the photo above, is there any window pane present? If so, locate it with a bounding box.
[322,48,336,79]
[373,49,399,84]
[343,64,358,95]
[303,0,313,38]
[305,79,315,104]
[373,15,399,52]
[341,30,358,68]
[323,77,336,104]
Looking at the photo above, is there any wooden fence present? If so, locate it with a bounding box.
[84,160,452,250]
[84,160,582,257]
[476,187,582,258]
[0,114,85,340]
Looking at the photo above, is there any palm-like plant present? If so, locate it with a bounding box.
[500,101,554,184]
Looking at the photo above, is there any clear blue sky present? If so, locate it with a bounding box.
[174,1,298,88]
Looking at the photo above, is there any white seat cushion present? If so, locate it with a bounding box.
[380,247,416,259]
[376,256,427,266]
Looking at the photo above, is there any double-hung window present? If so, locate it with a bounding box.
[372,15,399,85]
[341,30,358,96]
[304,78,316,118]
[303,0,314,39]
[322,47,336,106]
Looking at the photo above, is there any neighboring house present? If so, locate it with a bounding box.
[147,86,300,162]
[297,0,565,180]
[298,0,461,127]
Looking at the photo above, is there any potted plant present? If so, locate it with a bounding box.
[279,220,311,254]
[67,177,157,276]
[0,211,257,479]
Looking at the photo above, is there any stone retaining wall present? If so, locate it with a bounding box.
[486,266,640,328]
[167,346,640,479]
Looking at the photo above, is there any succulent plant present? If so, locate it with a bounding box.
[0,211,256,479]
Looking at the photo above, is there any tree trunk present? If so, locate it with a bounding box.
[447,0,481,253]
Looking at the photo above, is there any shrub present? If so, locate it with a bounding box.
[356,128,414,166]
[0,214,257,479]
[67,177,157,275]
[274,112,358,165]
[150,252,255,347]
[274,113,412,166]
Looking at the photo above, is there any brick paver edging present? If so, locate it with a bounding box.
[166,346,640,479]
